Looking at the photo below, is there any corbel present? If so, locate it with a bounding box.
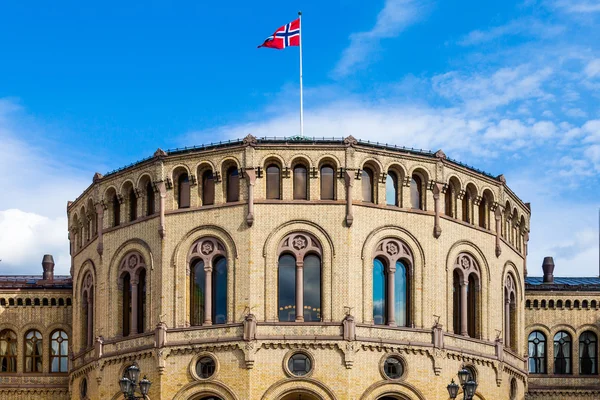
[310,167,318,178]
[337,167,345,179]
[116,194,124,204]
[165,177,173,190]
[282,167,290,178]
[380,171,387,184]
[213,171,221,182]
[152,180,162,193]
[256,166,263,178]
[355,169,362,180]
[133,188,142,198]
[189,174,197,186]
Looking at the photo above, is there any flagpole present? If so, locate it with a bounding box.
[298,11,304,138]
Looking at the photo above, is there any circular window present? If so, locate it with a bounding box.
[510,378,518,399]
[287,353,312,376]
[196,356,216,379]
[383,356,405,380]
[80,377,88,399]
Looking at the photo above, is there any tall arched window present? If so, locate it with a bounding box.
[410,175,423,210]
[119,252,147,335]
[0,329,17,372]
[386,171,398,206]
[81,273,94,349]
[580,331,597,375]
[266,164,281,200]
[462,189,472,223]
[504,275,517,350]
[452,254,480,338]
[226,167,239,203]
[293,165,308,200]
[320,165,335,200]
[129,188,137,221]
[554,331,572,374]
[189,238,228,325]
[361,168,374,203]
[50,330,69,373]
[528,331,546,374]
[479,190,493,229]
[178,172,191,208]
[112,194,121,226]
[277,233,322,322]
[24,330,42,372]
[202,170,215,206]
[372,238,412,327]
[146,181,155,216]
[445,182,455,217]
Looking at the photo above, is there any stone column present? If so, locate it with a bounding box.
[87,294,93,347]
[387,265,396,326]
[246,169,256,227]
[461,280,468,336]
[131,280,139,335]
[504,297,510,348]
[433,183,442,238]
[204,262,213,325]
[524,232,529,276]
[158,181,166,238]
[494,207,502,257]
[95,203,104,256]
[295,260,304,322]
[344,171,354,227]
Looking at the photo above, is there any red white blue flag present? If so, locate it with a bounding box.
[258,18,300,49]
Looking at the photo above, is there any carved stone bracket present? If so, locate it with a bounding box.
[242,342,256,369]
[342,342,356,369]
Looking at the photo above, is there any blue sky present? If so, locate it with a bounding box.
[0,0,598,276]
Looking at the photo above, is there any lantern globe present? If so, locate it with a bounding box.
[465,380,478,398]
[458,367,470,385]
[447,379,459,399]
[127,365,141,383]
[119,377,132,395]
[139,375,152,396]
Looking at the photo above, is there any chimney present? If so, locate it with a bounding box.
[42,255,55,281]
[542,256,555,283]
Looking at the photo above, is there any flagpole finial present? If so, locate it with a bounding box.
[298,11,302,16]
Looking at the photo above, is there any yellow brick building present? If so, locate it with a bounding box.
[0,135,595,399]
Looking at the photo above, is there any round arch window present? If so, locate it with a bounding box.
[510,378,518,399]
[196,356,216,379]
[287,352,312,376]
[383,356,405,380]
[80,377,88,399]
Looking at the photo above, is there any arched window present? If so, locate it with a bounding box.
[410,174,423,210]
[361,168,374,203]
[453,254,480,338]
[453,270,461,334]
[557,300,563,308]
[50,330,68,373]
[119,252,147,335]
[320,165,335,200]
[462,189,472,223]
[478,196,487,228]
[445,182,455,217]
[554,331,572,374]
[266,164,281,200]
[189,238,228,325]
[293,165,308,200]
[81,273,94,349]
[372,238,412,327]
[528,331,546,374]
[580,331,597,375]
[129,188,137,221]
[386,171,398,206]
[178,172,190,208]
[504,275,517,350]
[226,167,239,202]
[146,181,155,216]
[24,330,42,372]
[112,194,121,226]
[202,170,215,206]
[277,233,322,322]
[467,274,477,337]
[0,329,17,372]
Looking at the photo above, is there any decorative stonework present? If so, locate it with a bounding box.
[279,232,322,259]
[243,134,258,146]
[188,237,227,269]
[373,238,413,272]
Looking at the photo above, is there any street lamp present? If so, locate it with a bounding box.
[119,365,151,399]
[447,367,478,400]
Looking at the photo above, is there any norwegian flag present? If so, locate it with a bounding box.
[258,18,300,49]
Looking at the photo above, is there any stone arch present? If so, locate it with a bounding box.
[263,221,334,322]
[576,324,600,337]
[551,324,577,338]
[260,153,286,169]
[171,380,239,400]
[218,156,241,173]
[316,154,341,170]
[502,262,523,302]
[359,380,426,400]
[361,158,383,178]
[44,323,72,342]
[289,154,314,169]
[135,172,155,189]
[119,179,135,196]
[261,378,337,400]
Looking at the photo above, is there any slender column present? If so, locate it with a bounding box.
[158,181,166,238]
[524,232,529,276]
[494,207,502,257]
[461,280,468,336]
[433,183,442,238]
[344,171,353,227]
[95,203,104,256]
[295,260,304,322]
[87,294,93,347]
[204,262,213,325]
[131,280,139,335]
[504,297,510,348]
[246,169,256,226]
[387,266,396,326]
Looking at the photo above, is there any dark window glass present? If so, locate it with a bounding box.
[467,274,477,338]
[87,292,94,348]
[0,329,16,372]
[303,255,321,321]
[122,273,131,336]
[320,166,335,200]
[362,168,374,203]
[178,173,190,208]
[445,184,454,217]
[383,357,404,379]
[373,258,386,325]
[137,269,146,333]
[266,165,281,200]
[226,167,239,202]
[554,331,572,374]
[288,353,311,376]
[394,261,408,327]
[528,331,546,374]
[410,175,422,210]
[510,378,517,400]
[278,254,296,321]
[463,191,471,223]
[453,271,461,334]
[112,194,120,226]
[196,356,216,379]
[50,330,68,373]
[293,165,308,200]
[81,378,87,398]
[509,293,517,350]
[386,172,398,206]
[202,171,214,206]
[81,295,88,347]
[24,330,42,372]
[191,259,206,326]
[146,181,155,216]
[213,257,227,324]
[580,331,597,375]
[478,196,487,228]
[129,188,137,221]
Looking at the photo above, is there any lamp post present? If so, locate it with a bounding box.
[447,367,478,400]
[119,365,151,400]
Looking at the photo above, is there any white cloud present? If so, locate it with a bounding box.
[553,0,600,13]
[458,19,564,46]
[584,58,600,77]
[333,0,426,78]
